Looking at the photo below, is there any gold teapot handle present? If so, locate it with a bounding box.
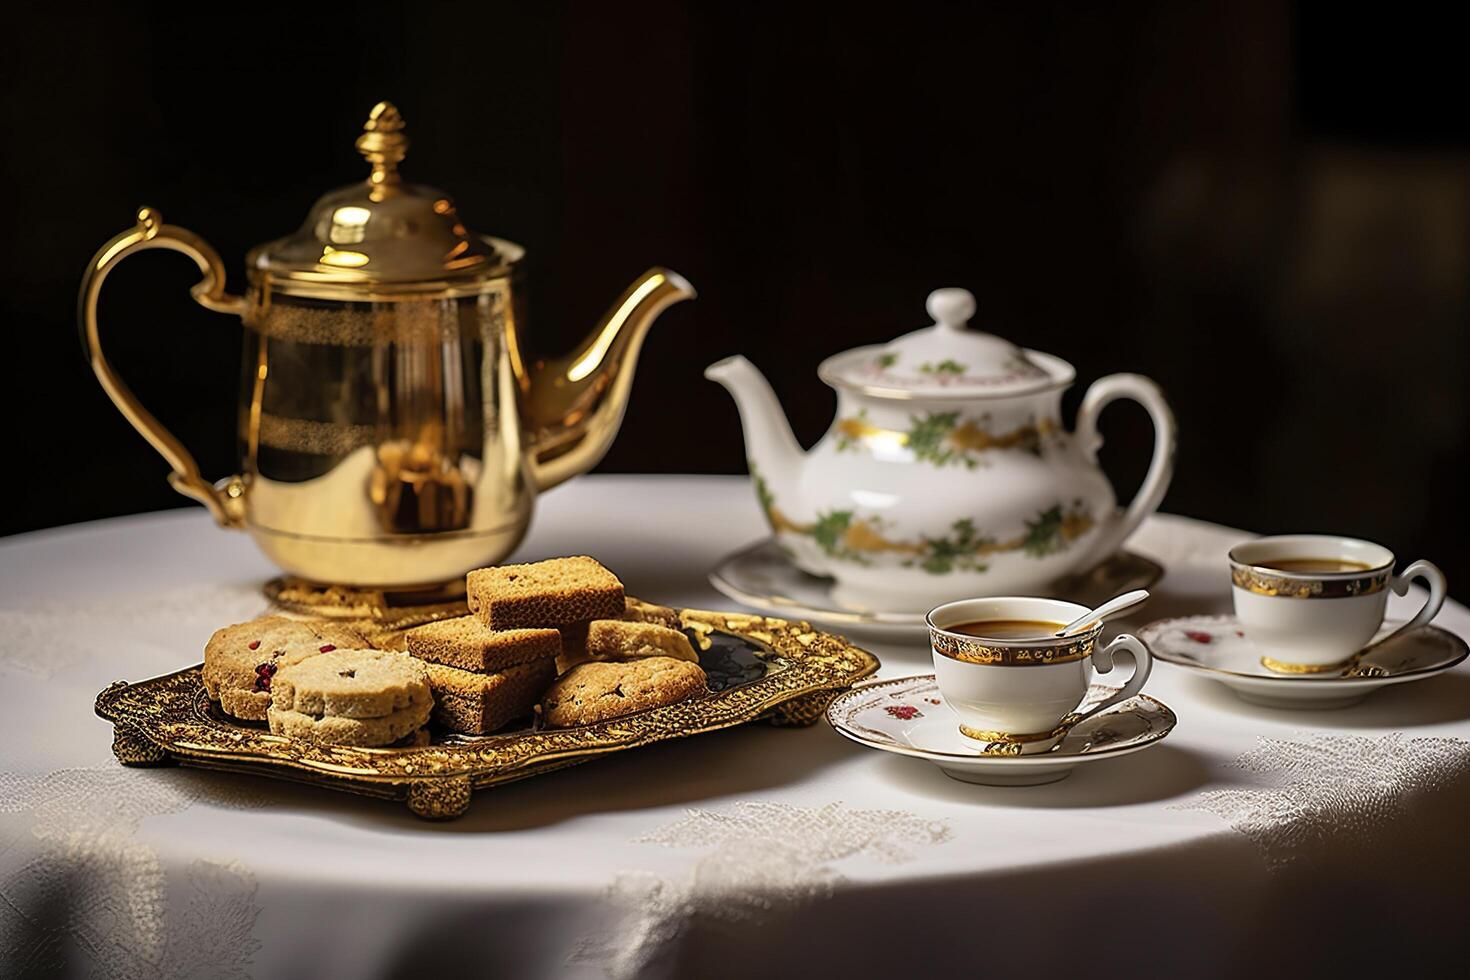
[78,207,248,528]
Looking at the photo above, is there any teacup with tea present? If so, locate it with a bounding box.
[1229,534,1446,673]
[926,596,1153,754]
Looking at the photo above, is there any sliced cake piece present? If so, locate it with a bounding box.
[423,659,557,735]
[466,556,625,630]
[406,615,561,672]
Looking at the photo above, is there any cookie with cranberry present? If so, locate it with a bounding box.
[202,616,370,721]
[269,649,431,720]
[540,656,707,728]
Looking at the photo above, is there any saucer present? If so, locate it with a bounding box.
[825,674,1176,785]
[710,538,1165,642]
[1139,615,1468,709]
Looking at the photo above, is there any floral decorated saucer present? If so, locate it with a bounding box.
[825,675,1176,785]
[710,538,1164,641]
[1139,615,1468,709]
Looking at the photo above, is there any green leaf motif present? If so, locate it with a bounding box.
[904,412,976,469]
[904,518,993,575]
[876,353,898,369]
[1022,505,1066,557]
[750,461,775,514]
[810,510,854,553]
[918,359,966,375]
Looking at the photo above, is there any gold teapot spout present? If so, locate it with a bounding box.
[521,268,695,490]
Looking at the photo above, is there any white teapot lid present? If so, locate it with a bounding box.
[818,288,1067,399]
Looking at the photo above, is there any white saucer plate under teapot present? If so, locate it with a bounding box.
[825,675,1176,785]
[1139,615,1468,709]
[711,538,1164,641]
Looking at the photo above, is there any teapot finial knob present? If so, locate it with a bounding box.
[926,288,975,331]
[356,101,409,187]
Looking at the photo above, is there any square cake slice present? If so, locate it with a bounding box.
[406,616,561,672]
[424,659,557,735]
[467,556,625,630]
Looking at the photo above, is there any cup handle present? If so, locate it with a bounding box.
[1072,373,1178,570]
[1071,634,1153,726]
[1365,560,1448,651]
[79,208,247,528]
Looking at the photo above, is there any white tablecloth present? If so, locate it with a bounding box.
[3,475,1468,980]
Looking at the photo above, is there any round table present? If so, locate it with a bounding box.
[3,475,1468,979]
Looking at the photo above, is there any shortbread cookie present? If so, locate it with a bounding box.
[541,657,707,728]
[423,659,556,735]
[270,649,431,720]
[202,616,371,721]
[267,699,432,747]
[467,556,624,629]
[585,620,697,663]
[406,616,561,672]
[555,599,686,671]
[622,597,682,630]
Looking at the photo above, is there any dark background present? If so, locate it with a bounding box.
[4,2,1468,583]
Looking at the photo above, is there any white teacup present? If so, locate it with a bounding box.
[926,596,1153,755]
[1229,534,1447,673]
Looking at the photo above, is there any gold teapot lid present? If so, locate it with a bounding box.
[247,102,520,300]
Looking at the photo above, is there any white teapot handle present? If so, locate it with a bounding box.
[1073,373,1177,570]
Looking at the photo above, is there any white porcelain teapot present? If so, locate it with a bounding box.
[705,288,1176,612]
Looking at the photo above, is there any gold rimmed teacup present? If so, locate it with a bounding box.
[1229,535,1446,674]
[927,597,1153,755]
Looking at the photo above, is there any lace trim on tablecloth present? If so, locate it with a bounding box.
[572,800,952,979]
[0,584,267,679]
[1177,731,1470,872]
[0,766,266,979]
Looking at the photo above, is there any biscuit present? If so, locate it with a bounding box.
[270,649,431,720]
[406,616,561,672]
[267,699,432,747]
[622,597,682,630]
[467,556,624,629]
[585,620,697,663]
[423,659,556,735]
[202,616,372,721]
[555,598,686,672]
[540,657,707,728]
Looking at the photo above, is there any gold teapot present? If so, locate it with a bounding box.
[80,102,694,589]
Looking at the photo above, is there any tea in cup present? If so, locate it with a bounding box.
[926,596,1153,754]
[1229,534,1447,673]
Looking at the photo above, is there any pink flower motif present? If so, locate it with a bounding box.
[885,705,923,720]
[1184,630,1214,644]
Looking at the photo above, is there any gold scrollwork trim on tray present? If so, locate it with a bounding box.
[93,608,880,820]
[1230,565,1390,599]
[931,633,1094,666]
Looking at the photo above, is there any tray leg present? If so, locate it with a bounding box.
[761,689,838,727]
[406,776,472,820]
[112,723,171,766]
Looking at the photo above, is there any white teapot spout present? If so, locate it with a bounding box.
[705,355,807,514]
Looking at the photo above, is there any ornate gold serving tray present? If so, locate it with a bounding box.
[95,608,879,820]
